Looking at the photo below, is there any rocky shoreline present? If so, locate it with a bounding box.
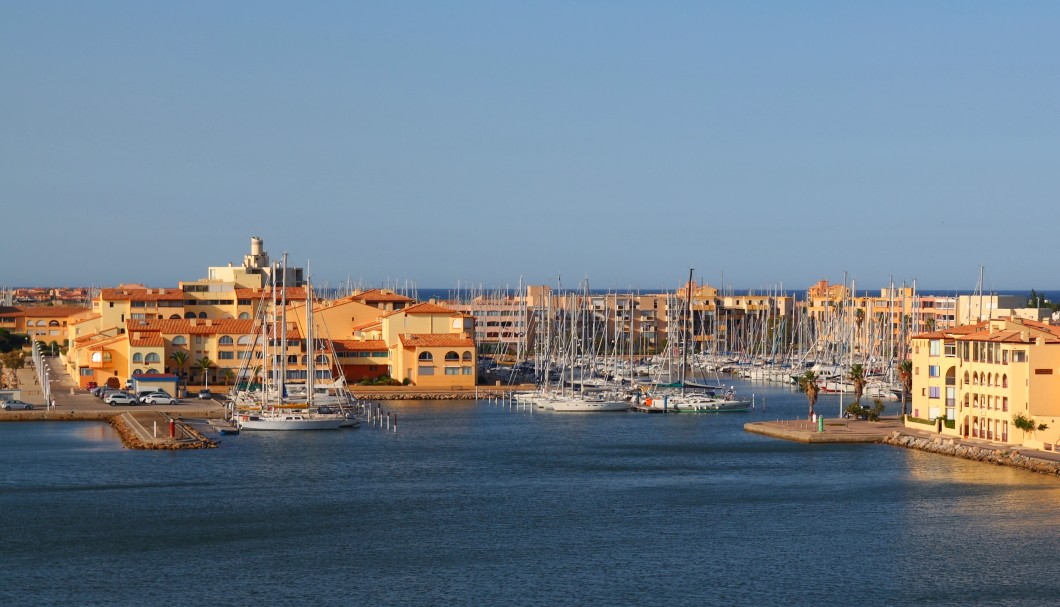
[882,431,1060,477]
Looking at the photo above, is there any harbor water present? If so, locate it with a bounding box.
[2,379,1059,606]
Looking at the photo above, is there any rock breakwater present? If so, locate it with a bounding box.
[882,431,1060,477]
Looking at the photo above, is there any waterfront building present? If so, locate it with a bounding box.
[0,305,90,353]
[907,317,1060,452]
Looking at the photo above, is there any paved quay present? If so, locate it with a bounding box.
[746,416,1060,477]
[744,417,906,443]
[3,357,224,449]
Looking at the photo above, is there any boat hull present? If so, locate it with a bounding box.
[238,415,346,430]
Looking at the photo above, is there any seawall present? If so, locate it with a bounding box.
[880,431,1060,477]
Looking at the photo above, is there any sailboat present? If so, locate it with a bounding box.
[237,259,347,431]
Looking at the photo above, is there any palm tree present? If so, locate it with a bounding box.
[848,363,866,403]
[798,370,820,418]
[221,368,235,387]
[853,308,865,352]
[897,359,913,414]
[196,357,214,388]
[170,350,189,379]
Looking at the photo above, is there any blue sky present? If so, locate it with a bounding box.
[3,2,1058,293]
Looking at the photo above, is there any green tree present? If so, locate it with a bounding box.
[0,351,26,389]
[897,360,913,414]
[170,350,189,379]
[221,368,235,387]
[0,329,28,353]
[848,363,867,403]
[195,357,214,388]
[798,370,820,418]
[1012,412,1048,433]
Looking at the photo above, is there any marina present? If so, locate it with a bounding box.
[3,379,1060,607]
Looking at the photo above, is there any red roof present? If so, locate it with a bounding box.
[398,333,474,348]
[348,289,415,304]
[125,318,260,336]
[332,339,389,351]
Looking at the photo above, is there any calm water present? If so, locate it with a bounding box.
[2,380,1059,607]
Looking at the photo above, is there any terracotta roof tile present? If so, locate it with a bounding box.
[124,318,259,336]
[348,289,416,304]
[130,336,165,347]
[398,333,474,348]
[11,305,91,317]
[381,301,465,319]
[332,339,389,351]
[100,287,184,301]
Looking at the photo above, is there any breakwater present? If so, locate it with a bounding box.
[881,431,1060,477]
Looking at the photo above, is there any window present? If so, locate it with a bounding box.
[418,352,433,362]
[1013,350,1027,362]
[219,335,234,345]
[928,386,940,399]
[445,351,459,361]
[145,353,160,364]
[462,351,472,361]
[218,351,234,360]
[132,353,144,363]
[462,367,473,375]
[929,365,940,378]
[172,336,187,346]
[445,367,460,375]
[418,366,434,376]
[929,340,941,356]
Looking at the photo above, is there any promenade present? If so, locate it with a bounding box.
[3,357,223,448]
[746,416,1060,476]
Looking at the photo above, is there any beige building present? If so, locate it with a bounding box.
[907,317,1060,452]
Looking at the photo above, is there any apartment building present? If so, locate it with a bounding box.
[908,317,1060,452]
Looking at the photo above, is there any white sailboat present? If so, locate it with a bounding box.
[237,259,346,431]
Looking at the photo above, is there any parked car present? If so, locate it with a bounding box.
[140,392,179,405]
[2,400,34,410]
[197,389,213,400]
[105,392,140,406]
[137,389,171,400]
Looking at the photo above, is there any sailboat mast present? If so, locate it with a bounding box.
[682,268,693,396]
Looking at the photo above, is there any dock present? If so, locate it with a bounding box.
[744,417,905,444]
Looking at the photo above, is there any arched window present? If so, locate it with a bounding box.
[1002,374,1008,388]
[445,351,459,362]
[418,352,433,361]
[145,353,161,364]
[219,335,234,345]
[132,353,144,363]
[315,355,329,365]
[145,368,159,374]
[36,320,46,326]
[172,336,187,346]
[462,351,472,361]
[48,320,60,327]
[170,314,182,319]
[963,371,969,385]
[238,312,250,320]
[237,335,254,345]
[198,312,207,319]
[184,312,196,319]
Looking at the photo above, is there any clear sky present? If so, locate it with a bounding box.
[3,2,1058,293]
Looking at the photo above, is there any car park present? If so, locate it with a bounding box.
[2,400,34,410]
[104,392,140,406]
[140,392,179,405]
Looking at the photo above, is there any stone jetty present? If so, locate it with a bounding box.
[745,417,1060,478]
[880,432,1060,477]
